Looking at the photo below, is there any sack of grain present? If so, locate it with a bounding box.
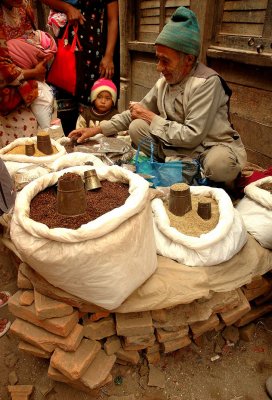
[236,177,272,249]
[152,186,247,267]
[10,165,157,309]
[0,137,66,164]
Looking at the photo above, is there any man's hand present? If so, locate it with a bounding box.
[129,102,155,124]
[68,127,102,143]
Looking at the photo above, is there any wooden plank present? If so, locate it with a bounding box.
[220,23,263,36]
[128,41,156,53]
[166,8,179,17]
[131,84,154,101]
[166,0,190,6]
[132,60,159,87]
[207,59,272,91]
[229,83,272,126]
[231,115,272,158]
[140,0,160,9]
[224,0,268,11]
[138,31,158,42]
[263,0,272,37]
[140,16,160,25]
[207,46,272,67]
[222,10,266,23]
[214,35,272,52]
[244,148,271,169]
[139,25,160,33]
[141,8,160,16]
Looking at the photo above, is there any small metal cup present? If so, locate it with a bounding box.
[169,183,192,216]
[197,201,211,220]
[25,142,35,156]
[36,131,53,155]
[57,173,86,216]
[84,169,102,191]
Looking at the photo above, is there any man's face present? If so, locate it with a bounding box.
[155,45,193,85]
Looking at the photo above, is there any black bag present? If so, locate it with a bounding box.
[0,160,16,215]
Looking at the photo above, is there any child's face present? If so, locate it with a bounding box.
[94,91,113,113]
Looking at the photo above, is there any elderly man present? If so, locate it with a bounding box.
[69,6,247,186]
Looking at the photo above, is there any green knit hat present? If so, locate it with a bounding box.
[155,7,200,56]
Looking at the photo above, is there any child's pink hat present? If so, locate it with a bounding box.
[90,78,117,105]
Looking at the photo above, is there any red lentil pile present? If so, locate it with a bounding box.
[259,182,272,193]
[30,180,130,229]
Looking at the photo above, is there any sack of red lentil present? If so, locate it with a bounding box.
[236,177,272,249]
[10,165,157,309]
[151,186,247,267]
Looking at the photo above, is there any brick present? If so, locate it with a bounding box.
[17,270,33,290]
[115,348,140,365]
[50,338,101,380]
[18,341,51,359]
[242,278,271,301]
[10,318,83,352]
[151,309,167,323]
[34,290,74,320]
[145,351,160,365]
[245,276,264,289]
[155,326,189,343]
[235,303,272,327]
[214,321,225,332]
[116,312,153,337]
[190,314,220,338]
[219,289,251,326]
[89,311,110,321]
[104,335,121,355]
[19,291,34,306]
[84,316,116,340]
[162,335,191,353]
[148,364,165,388]
[80,350,116,390]
[255,290,272,306]
[222,326,239,344]
[145,342,161,355]
[122,334,155,350]
[48,364,107,395]
[8,385,33,400]
[154,291,240,329]
[239,323,256,342]
[8,290,78,337]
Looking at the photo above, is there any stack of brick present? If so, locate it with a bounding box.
[9,288,116,394]
[8,263,272,394]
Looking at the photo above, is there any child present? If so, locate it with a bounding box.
[76,78,119,130]
[7,30,57,129]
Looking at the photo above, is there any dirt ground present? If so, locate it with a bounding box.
[1,260,272,400]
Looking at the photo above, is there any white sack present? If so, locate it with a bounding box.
[50,152,105,171]
[236,176,272,249]
[0,137,66,163]
[5,153,104,191]
[152,186,247,267]
[10,165,157,309]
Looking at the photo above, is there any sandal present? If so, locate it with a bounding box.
[0,318,11,338]
[0,291,11,308]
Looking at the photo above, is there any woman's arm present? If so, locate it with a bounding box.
[99,1,119,79]
[40,0,85,24]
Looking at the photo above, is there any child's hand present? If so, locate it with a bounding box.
[68,127,102,143]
